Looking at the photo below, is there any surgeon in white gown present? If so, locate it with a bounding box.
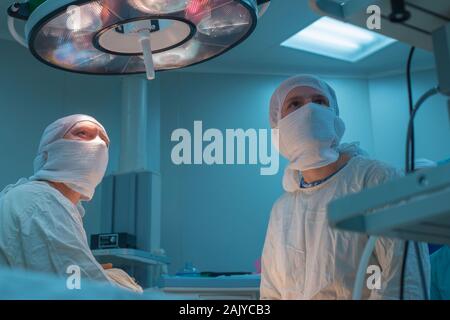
[260,75,430,300]
[0,115,142,293]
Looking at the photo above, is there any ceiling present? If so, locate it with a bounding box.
[0,0,436,78]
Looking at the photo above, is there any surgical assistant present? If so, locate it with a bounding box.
[260,75,430,300]
[0,115,142,293]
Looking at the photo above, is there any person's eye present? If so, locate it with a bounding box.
[75,130,94,139]
[289,101,301,109]
[314,98,328,106]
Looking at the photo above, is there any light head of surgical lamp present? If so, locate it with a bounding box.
[7,0,270,79]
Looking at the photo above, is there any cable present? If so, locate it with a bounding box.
[353,236,378,300]
[399,241,409,300]
[400,47,416,300]
[400,86,439,300]
[399,47,415,301]
[414,242,429,300]
[406,47,415,171]
[7,15,28,48]
[405,87,440,173]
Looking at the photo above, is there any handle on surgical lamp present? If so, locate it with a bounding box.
[7,3,29,48]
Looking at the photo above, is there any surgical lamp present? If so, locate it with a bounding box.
[7,0,270,79]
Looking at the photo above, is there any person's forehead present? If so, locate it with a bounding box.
[70,120,103,131]
[67,120,110,144]
[285,86,325,100]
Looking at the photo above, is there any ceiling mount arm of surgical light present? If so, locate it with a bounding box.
[7,2,30,48]
[309,0,377,21]
[388,0,411,23]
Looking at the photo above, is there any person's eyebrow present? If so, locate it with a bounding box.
[73,126,90,132]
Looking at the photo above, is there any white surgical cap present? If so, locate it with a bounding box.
[33,114,109,173]
[269,74,339,128]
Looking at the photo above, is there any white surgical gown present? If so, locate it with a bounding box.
[260,156,430,300]
[0,180,112,284]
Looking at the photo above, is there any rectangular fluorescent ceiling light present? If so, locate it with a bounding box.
[281,17,396,62]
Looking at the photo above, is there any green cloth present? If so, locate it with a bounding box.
[29,0,47,12]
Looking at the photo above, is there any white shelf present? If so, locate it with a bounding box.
[159,275,261,300]
[93,248,169,267]
[328,163,450,245]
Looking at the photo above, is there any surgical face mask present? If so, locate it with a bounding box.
[278,103,345,171]
[33,136,109,201]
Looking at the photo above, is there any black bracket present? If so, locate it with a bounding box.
[389,0,411,23]
[7,2,31,21]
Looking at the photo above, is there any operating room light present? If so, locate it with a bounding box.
[281,17,396,62]
[7,0,270,76]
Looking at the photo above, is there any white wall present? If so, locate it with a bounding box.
[159,72,374,273]
[368,69,450,168]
